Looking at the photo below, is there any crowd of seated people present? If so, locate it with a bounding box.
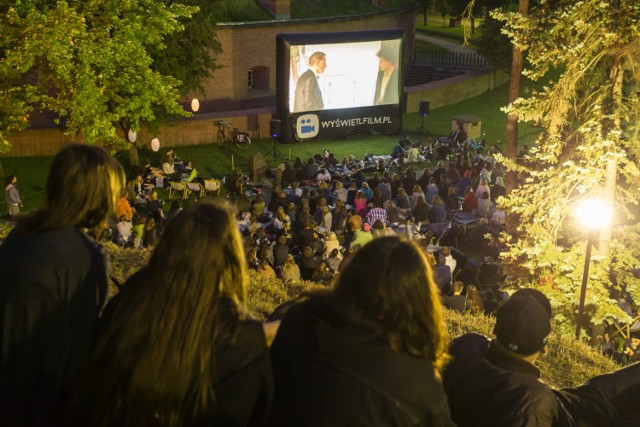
[109,138,510,302]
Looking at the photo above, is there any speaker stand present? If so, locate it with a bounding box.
[416,115,433,135]
[264,136,285,161]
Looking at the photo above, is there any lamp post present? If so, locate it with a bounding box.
[574,198,612,338]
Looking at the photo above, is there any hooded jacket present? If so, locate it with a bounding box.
[268,297,454,427]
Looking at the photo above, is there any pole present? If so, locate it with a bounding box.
[575,230,595,339]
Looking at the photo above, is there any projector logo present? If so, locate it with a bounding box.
[296,114,319,139]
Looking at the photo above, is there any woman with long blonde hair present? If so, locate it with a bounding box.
[268,236,453,425]
[67,201,273,426]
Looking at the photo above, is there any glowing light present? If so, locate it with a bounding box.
[575,198,612,229]
[191,98,200,112]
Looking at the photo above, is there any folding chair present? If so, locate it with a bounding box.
[168,182,190,199]
[610,315,640,340]
[202,179,221,197]
[186,182,204,199]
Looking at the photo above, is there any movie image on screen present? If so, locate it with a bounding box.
[277,29,404,143]
[289,39,401,113]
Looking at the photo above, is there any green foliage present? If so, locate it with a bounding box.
[0,222,14,240]
[476,7,513,72]
[494,0,640,333]
[0,0,196,148]
[211,0,272,22]
[290,0,416,19]
[150,0,223,97]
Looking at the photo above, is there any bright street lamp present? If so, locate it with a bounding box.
[574,198,612,338]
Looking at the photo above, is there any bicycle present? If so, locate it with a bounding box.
[216,121,251,149]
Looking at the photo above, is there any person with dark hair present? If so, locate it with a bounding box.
[66,201,273,426]
[145,190,165,228]
[293,51,326,112]
[0,144,125,426]
[4,174,22,222]
[268,236,454,426]
[374,45,399,105]
[443,289,640,426]
[412,194,430,224]
[433,252,452,295]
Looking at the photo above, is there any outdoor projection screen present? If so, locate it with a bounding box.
[276,29,404,143]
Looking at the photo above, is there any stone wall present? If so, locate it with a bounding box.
[405,67,510,113]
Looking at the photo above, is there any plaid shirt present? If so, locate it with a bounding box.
[366,207,388,225]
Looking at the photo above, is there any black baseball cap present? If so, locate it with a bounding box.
[493,289,552,355]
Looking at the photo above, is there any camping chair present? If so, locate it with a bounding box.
[168,181,190,199]
[610,315,640,340]
[202,179,221,197]
[186,182,204,199]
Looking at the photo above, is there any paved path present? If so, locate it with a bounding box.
[415,33,476,53]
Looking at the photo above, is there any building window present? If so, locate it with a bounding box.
[247,70,253,88]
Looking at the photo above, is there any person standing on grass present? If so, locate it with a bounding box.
[0,144,125,427]
[4,174,22,222]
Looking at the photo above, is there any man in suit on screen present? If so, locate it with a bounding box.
[293,51,327,112]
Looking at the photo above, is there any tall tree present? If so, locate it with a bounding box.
[0,0,197,157]
[494,0,640,336]
[150,0,222,96]
[504,0,528,194]
[418,0,434,26]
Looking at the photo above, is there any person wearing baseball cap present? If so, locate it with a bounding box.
[442,289,640,426]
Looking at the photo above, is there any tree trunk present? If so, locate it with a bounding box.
[128,144,140,167]
[600,55,624,255]
[505,0,529,195]
[0,159,4,179]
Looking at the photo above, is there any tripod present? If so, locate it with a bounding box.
[264,136,285,161]
[416,114,433,135]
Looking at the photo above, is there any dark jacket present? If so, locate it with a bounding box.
[443,333,640,427]
[443,333,569,427]
[293,69,323,112]
[268,297,454,427]
[0,227,108,427]
[374,68,399,105]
